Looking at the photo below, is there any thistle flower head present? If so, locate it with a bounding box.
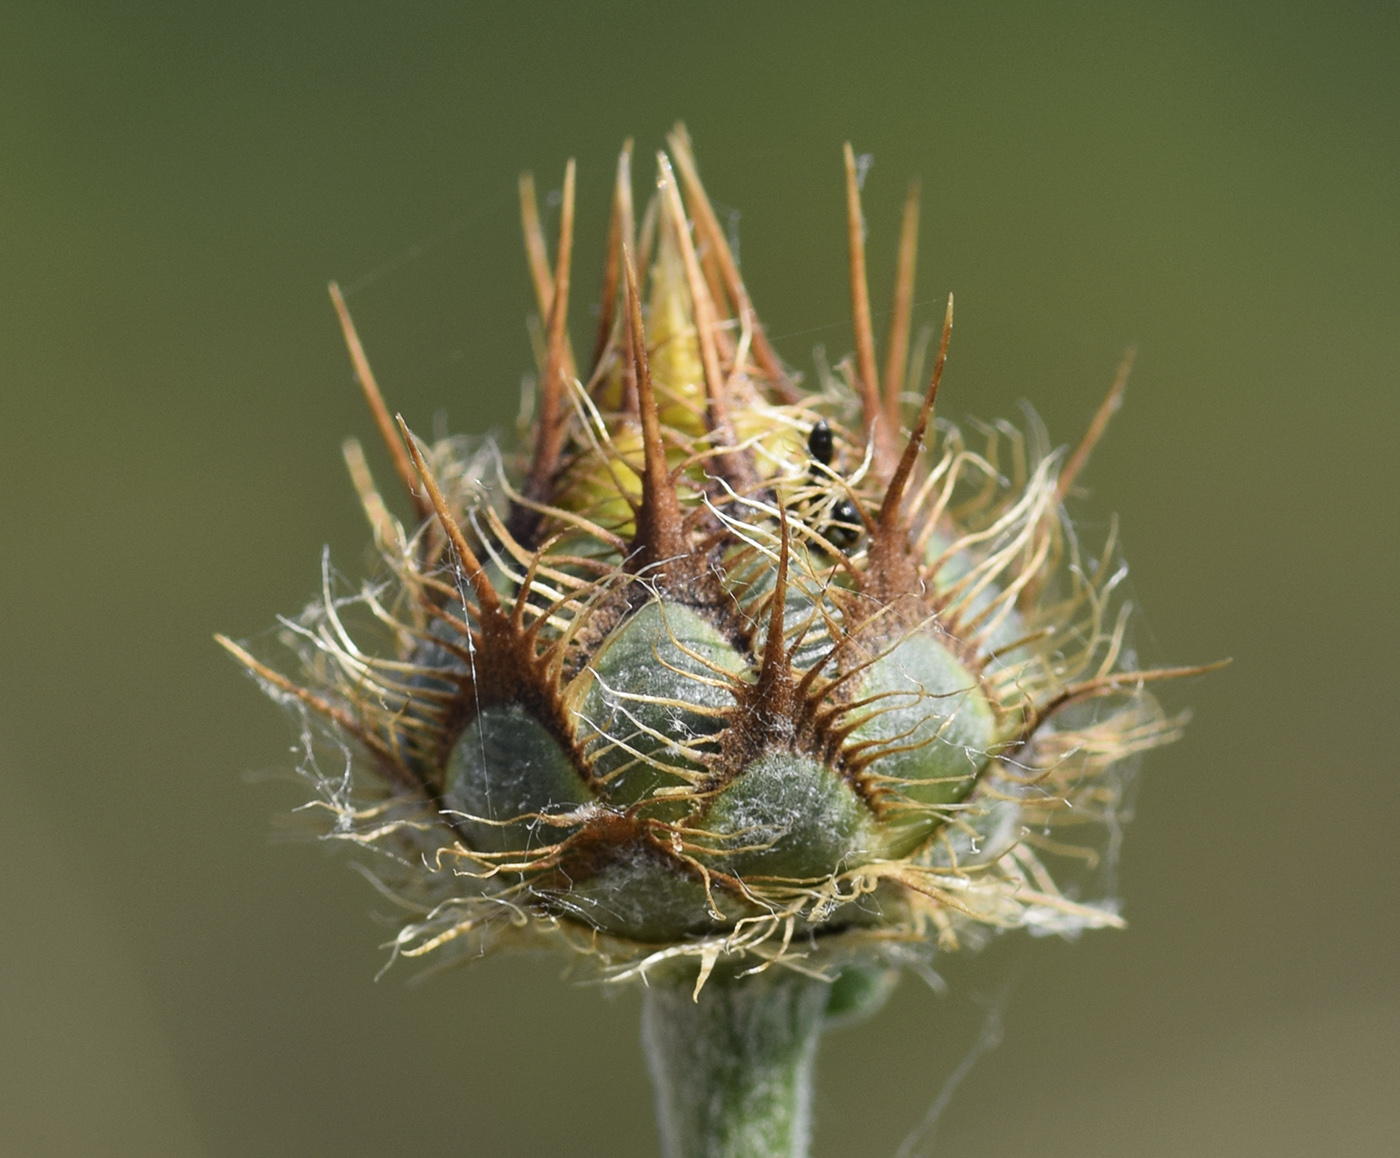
[221,126,1206,990]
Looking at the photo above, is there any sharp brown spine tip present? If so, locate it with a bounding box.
[623,245,686,570]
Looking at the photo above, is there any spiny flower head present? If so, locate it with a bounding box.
[221,126,1206,989]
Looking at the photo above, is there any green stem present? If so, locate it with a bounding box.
[642,973,830,1158]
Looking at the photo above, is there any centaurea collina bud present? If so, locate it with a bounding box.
[220,126,1216,1158]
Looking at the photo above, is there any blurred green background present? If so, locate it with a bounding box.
[3,2,1396,1154]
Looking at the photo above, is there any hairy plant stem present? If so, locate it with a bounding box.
[642,973,830,1158]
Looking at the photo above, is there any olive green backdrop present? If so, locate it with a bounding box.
[3,2,1396,1155]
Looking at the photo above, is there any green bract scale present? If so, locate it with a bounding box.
[222,126,1197,993]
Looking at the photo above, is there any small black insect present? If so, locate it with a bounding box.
[807,417,836,467]
[805,419,863,550]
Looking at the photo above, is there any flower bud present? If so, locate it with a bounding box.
[221,128,1205,997]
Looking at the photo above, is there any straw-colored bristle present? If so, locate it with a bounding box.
[882,179,921,433]
[328,281,430,523]
[843,142,888,472]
